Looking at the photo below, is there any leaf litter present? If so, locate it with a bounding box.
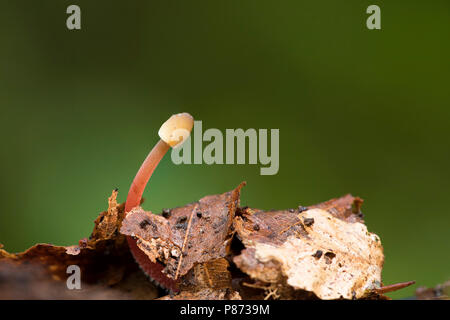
[0,183,416,300]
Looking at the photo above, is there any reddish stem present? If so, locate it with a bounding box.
[124,139,178,292]
[125,139,169,212]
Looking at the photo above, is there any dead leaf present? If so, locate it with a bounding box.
[308,194,365,223]
[159,288,241,300]
[0,187,399,300]
[120,182,245,280]
[0,190,158,300]
[232,196,384,300]
[187,258,233,290]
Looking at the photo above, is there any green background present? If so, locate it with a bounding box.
[0,1,448,298]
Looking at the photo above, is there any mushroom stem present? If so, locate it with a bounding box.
[125,140,170,212]
[123,112,194,292]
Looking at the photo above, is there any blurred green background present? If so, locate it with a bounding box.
[0,1,448,298]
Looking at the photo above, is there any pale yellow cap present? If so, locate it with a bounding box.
[158,112,194,148]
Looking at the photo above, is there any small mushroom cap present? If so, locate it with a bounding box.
[158,112,194,148]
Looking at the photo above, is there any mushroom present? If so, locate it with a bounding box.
[124,112,194,292]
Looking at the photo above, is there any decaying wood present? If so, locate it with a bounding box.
[1,186,420,300]
[232,198,384,300]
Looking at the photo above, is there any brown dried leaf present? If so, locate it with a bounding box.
[89,189,125,242]
[0,190,158,300]
[233,197,384,300]
[181,258,233,291]
[1,187,391,300]
[308,194,364,223]
[161,258,240,300]
[0,261,157,300]
[120,182,245,280]
[159,288,241,300]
